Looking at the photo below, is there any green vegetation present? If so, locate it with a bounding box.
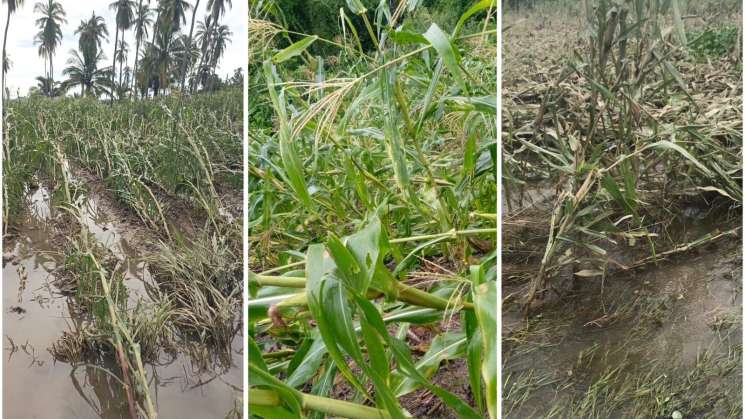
[688,25,739,58]
[249,0,496,417]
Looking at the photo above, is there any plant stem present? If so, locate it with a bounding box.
[249,388,392,419]
[389,228,497,244]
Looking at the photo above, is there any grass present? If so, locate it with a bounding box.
[248,0,496,417]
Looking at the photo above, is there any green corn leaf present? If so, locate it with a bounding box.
[248,335,269,373]
[379,66,414,203]
[454,0,496,37]
[393,331,468,396]
[601,173,638,221]
[305,244,367,396]
[354,295,482,418]
[423,23,467,92]
[645,139,713,177]
[286,336,327,388]
[472,270,496,419]
[272,35,319,63]
[262,61,313,209]
[249,362,304,416]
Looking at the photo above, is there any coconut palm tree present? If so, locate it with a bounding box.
[35,40,49,79]
[207,0,230,21]
[141,23,176,96]
[75,12,109,58]
[33,0,66,86]
[207,24,231,90]
[178,0,200,93]
[35,75,63,96]
[109,0,136,100]
[115,39,129,89]
[62,48,111,97]
[2,0,26,94]
[192,15,211,92]
[159,0,191,33]
[131,0,152,95]
[173,32,199,91]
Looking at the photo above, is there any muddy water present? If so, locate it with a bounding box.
[503,211,742,417]
[3,186,241,419]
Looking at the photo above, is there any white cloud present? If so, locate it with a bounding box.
[2,0,246,97]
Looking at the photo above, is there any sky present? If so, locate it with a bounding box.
[1,0,246,98]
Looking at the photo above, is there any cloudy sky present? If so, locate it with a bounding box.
[2,0,246,97]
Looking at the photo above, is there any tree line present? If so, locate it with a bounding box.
[2,0,237,99]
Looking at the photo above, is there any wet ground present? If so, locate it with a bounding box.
[503,213,742,418]
[3,184,241,419]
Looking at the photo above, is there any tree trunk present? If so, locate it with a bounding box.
[180,0,200,94]
[131,0,143,98]
[118,51,124,95]
[50,53,54,88]
[193,51,206,93]
[148,13,161,98]
[111,26,119,101]
[132,39,140,98]
[2,11,11,97]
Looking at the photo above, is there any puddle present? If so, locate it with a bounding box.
[3,186,241,419]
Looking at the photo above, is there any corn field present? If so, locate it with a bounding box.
[3,88,243,418]
[503,0,742,417]
[248,0,497,417]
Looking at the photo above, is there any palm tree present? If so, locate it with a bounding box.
[62,48,111,97]
[160,0,191,33]
[35,40,49,78]
[109,0,136,100]
[178,0,200,93]
[35,75,63,96]
[33,0,66,86]
[192,15,211,92]
[141,26,176,96]
[209,24,231,77]
[131,0,152,95]
[75,12,109,58]
[115,39,129,89]
[173,32,199,90]
[207,0,230,21]
[2,0,26,94]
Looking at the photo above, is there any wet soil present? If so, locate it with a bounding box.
[503,221,742,418]
[3,184,241,419]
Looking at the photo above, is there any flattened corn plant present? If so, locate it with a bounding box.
[2,89,244,417]
[249,1,497,417]
[501,0,742,310]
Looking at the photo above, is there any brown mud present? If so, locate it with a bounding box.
[503,202,742,418]
[3,183,241,419]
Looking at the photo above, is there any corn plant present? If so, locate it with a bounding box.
[249,0,497,417]
[3,88,243,418]
[502,0,742,310]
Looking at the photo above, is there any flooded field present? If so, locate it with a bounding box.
[504,204,742,417]
[3,91,243,418]
[4,183,241,418]
[502,1,742,417]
